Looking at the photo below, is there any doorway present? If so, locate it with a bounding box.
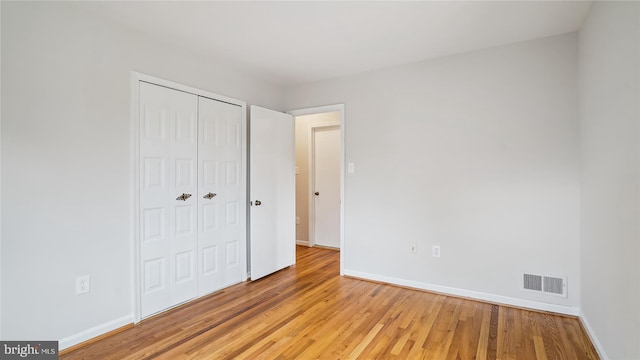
[290,105,344,264]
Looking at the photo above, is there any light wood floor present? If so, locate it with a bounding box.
[62,246,599,359]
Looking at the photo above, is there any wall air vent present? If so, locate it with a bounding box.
[543,276,565,295]
[523,273,567,297]
[523,274,542,291]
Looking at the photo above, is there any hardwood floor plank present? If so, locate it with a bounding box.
[534,335,550,360]
[61,246,599,360]
[475,303,492,360]
[540,312,566,360]
[364,334,393,359]
[555,315,578,359]
[423,298,462,359]
[518,311,538,360]
[390,328,411,355]
[347,322,384,359]
[563,317,600,359]
[487,304,500,360]
[497,306,517,360]
[405,294,444,359]
[446,302,481,360]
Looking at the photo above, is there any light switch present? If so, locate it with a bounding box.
[347,162,355,174]
[295,166,300,175]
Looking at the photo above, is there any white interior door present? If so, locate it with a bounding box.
[250,106,295,280]
[197,97,243,296]
[140,82,198,318]
[313,126,341,248]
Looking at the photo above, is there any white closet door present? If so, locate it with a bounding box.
[197,97,243,296]
[250,106,296,280]
[140,82,198,318]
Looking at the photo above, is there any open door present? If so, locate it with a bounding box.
[249,106,296,280]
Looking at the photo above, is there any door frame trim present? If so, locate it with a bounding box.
[288,104,345,276]
[130,72,248,323]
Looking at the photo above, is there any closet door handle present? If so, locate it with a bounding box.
[203,192,217,200]
[176,193,192,201]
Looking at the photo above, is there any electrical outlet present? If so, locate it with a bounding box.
[409,242,417,254]
[76,275,90,295]
[432,245,441,258]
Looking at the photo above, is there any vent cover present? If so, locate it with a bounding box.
[523,274,542,291]
[523,274,567,297]
[543,276,565,295]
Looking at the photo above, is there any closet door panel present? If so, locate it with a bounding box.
[197,97,243,296]
[140,82,198,317]
[168,89,199,306]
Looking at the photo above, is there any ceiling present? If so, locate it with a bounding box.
[73,1,593,87]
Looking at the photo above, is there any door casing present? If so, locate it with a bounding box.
[130,72,248,323]
[288,105,345,275]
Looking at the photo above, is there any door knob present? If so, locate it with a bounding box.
[254,200,262,206]
[176,193,192,201]
[314,192,320,196]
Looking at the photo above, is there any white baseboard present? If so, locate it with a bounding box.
[578,310,609,360]
[59,314,134,350]
[296,240,310,246]
[343,269,579,316]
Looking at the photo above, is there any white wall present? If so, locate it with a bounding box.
[286,33,581,311]
[579,2,640,359]
[294,112,340,243]
[0,2,283,346]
